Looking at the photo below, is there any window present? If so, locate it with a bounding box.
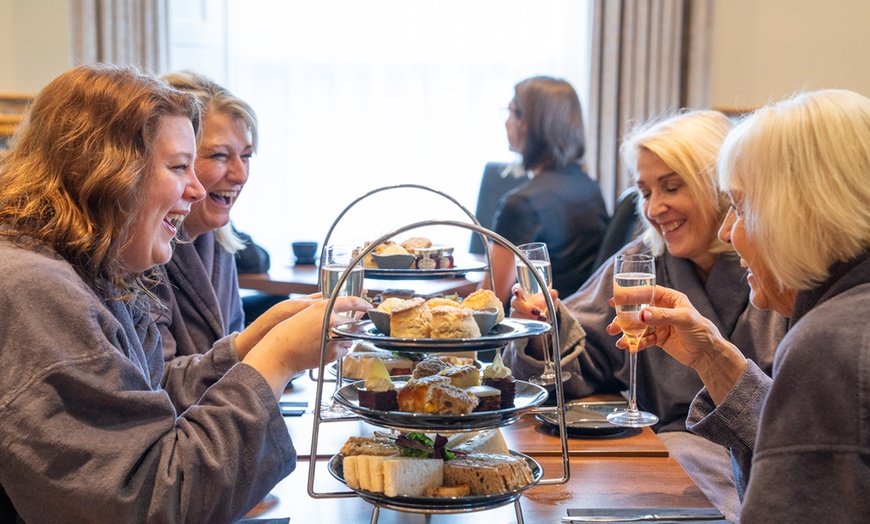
[170,0,591,262]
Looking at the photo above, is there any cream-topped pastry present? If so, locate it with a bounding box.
[483,352,512,379]
[359,357,398,411]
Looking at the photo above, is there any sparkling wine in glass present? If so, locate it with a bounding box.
[608,253,658,427]
[318,245,363,418]
[515,242,570,386]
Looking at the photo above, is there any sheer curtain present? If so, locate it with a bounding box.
[70,0,169,72]
[586,0,714,211]
[219,0,590,263]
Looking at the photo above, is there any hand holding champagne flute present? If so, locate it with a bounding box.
[318,245,364,417]
[515,242,570,386]
[608,253,658,427]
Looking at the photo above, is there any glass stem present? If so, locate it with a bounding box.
[627,346,639,414]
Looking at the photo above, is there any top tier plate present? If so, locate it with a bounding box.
[363,258,487,280]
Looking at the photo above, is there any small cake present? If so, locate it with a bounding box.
[427,384,479,415]
[462,289,505,324]
[438,364,480,388]
[482,353,516,409]
[397,375,478,414]
[342,349,415,379]
[465,385,502,412]
[357,357,398,411]
[429,306,481,339]
[397,375,451,413]
[390,297,432,338]
[412,356,452,379]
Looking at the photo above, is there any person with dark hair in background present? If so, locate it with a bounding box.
[486,76,608,304]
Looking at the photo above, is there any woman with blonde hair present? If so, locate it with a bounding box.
[0,64,367,523]
[506,110,787,522]
[634,90,870,522]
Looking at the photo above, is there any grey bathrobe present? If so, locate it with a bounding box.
[0,238,295,523]
[504,239,788,522]
[688,251,870,523]
[156,231,245,360]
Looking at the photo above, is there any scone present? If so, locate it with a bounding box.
[425,297,462,309]
[400,236,432,252]
[390,297,432,338]
[429,306,481,339]
[462,289,505,324]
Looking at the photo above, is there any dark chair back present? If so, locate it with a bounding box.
[592,187,641,271]
[468,162,530,254]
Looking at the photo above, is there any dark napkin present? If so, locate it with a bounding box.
[235,519,289,524]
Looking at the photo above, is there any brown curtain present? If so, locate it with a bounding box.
[70,0,169,74]
[587,0,714,212]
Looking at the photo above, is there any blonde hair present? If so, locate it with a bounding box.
[161,70,258,253]
[0,64,201,296]
[619,110,734,256]
[719,89,870,291]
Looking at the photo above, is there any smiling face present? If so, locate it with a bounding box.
[182,112,252,239]
[119,115,204,273]
[635,148,719,272]
[718,194,797,316]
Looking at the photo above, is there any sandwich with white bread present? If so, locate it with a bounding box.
[340,430,532,497]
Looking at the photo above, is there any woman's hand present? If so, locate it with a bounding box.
[235,293,325,359]
[509,284,558,322]
[242,296,371,399]
[605,285,747,405]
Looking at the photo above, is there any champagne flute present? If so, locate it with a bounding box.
[607,253,658,427]
[318,245,364,418]
[515,242,570,386]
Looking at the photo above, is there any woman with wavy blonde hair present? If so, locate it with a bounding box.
[0,64,368,523]
[507,109,788,522]
[637,89,870,522]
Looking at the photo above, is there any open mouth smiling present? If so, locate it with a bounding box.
[659,219,685,234]
[209,190,238,206]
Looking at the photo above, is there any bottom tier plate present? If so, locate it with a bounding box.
[327,451,542,513]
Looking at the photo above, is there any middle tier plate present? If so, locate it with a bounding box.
[331,318,551,352]
[334,377,548,430]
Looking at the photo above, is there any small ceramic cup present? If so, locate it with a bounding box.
[291,241,319,265]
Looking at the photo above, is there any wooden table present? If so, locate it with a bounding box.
[238,260,488,298]
[246,456,712,523]
[241,376,713,523]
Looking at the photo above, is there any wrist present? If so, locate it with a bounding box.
[694,340,748,405]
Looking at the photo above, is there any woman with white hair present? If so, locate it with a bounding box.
[507,110,787,522]
[632,89,870,522]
